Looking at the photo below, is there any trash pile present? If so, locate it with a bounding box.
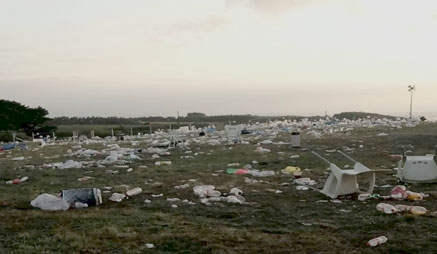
[358,185,428,202]
[31,188,103,211]
[193,185,246,205]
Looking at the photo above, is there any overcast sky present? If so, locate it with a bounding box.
[1,0,437,118]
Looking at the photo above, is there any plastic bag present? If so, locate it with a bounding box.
[31,193,69,211]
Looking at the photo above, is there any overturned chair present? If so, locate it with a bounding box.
[397,146,437,183]
[312,150,376,199]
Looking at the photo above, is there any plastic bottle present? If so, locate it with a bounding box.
[367,236,388,247]
[376,203,397,214]
[409,206,428,215]
[394,204,412,212]
[406,191,424,201]
[358,193,371,201]
[125,187,142,197]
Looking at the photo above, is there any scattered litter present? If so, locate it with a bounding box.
[31,193,70,211]
[390,185,407,199]
[78,176,92,182]
[244,177,259,184]
[193,185,221,198]
[114,165,129,168]
[109,193,126,202]
[367,236,388,247]
[296,186,309,191]
[155,161,172,166]
[395,205,429,215]
[5,176,28,184]
[293,171,303,179]
[74,202,88,208]
[151,193,164,198]
[255,146,271,153]
[144,199,152,203]
[250,170,275,177]
[230,187,243,196]
[194,185,246,205]
[58,160,83,169]
[61,188,102,207]
[145,243,155,249]
[167,198,180,202]
[12,156,25,161]
[293,177,317,186]
[390,185,427,200]
[126,168,133,173]
[226,168,275,177]
[175,183,190,189]
[376,203,397,214]
[125,187,142,197]
[282,166,301,174]
[225,195,245,203]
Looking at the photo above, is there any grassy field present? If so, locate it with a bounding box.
[1,122,437,253]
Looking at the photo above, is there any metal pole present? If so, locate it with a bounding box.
[410,89,413,119]
[408,85,415,119]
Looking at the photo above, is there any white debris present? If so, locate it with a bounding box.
[109,193,126,202]
[31,193,70,211]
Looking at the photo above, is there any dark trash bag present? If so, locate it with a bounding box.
[61,188,102,206]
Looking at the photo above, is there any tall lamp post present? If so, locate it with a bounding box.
[408,85,416,119]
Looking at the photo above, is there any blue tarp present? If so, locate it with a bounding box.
[1,143,16,151]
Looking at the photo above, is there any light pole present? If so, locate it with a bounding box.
[408,85,415,119]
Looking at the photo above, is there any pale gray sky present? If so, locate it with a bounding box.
[1,0,437,118]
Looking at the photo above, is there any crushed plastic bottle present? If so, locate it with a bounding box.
[406,191,425,201]
[367,236,388,247]
[376,203,397,214]
[109,193,126,202]
[394,204,411,212]
[358,193,371,201]
[409,206,428,215]
[125,187,142,197]
[6,176,29,185]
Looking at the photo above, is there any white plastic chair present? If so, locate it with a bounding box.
[397,146,437,183]
[312,151,376,199]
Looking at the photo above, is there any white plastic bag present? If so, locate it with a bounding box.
[31,193,70,211]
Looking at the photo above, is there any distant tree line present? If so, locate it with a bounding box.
[333,112,399,121]
[48,113,310,126]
